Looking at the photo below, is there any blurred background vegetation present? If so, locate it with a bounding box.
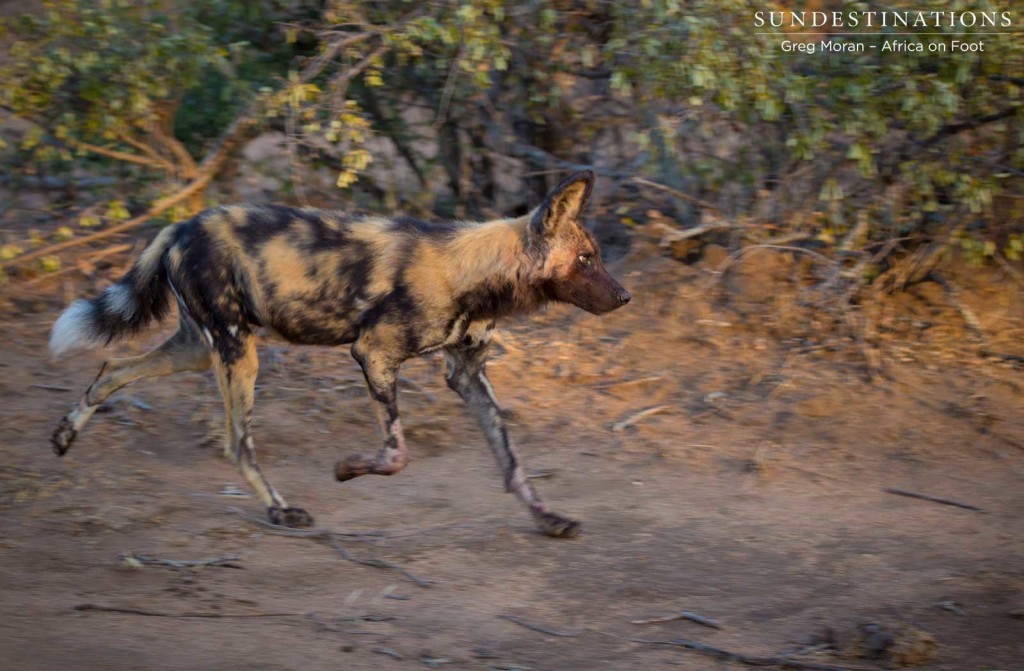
[0,0,1021,315]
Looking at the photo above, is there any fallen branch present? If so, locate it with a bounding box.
[622,635,872,671]
[120,552,243,570]
[73,603,304,619]
[882,488,984,512]
[499,614,583,638]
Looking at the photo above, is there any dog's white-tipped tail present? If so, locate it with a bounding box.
[47,223,180,359]
[49,299,102,357]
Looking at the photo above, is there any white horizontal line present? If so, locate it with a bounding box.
[755,32,1016,35]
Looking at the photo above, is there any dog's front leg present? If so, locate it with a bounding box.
[336,339,409,481]
[444,328,581,538]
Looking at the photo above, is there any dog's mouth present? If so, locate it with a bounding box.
[575,286,632,315]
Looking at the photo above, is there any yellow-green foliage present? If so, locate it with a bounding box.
[2,0,1022,256]
[0,0,226,155]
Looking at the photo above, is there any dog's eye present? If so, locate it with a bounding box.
[577,254,592,266]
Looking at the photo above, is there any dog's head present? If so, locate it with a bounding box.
[527,171,631,315]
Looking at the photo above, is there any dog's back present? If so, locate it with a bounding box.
[163,205,538,352]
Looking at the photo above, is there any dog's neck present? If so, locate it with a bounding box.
[444,216,526,286]
[444,214,548,319]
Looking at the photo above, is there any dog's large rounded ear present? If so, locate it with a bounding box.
[529,170,595,239]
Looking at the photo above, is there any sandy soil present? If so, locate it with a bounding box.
[0,247,1021,671]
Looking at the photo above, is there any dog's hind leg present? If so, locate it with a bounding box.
[335,337,409,481]
[443,325,581,539]
[212,333,313,529]
[51,316,211,456]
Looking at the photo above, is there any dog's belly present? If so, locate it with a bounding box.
[264,301,361,346]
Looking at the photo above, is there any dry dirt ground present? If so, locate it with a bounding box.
[0,246,1021,671]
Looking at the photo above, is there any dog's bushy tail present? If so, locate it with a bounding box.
[49,224,179,357]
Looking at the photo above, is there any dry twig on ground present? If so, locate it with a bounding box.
[30,384,73,392]
[882,488,984,512]
[611,405,668,432]
[499,614,583,638]
[73,603,304,619]
[631,610,722,629]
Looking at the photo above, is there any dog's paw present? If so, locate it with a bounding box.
[268,506,315,528]
[533,511,582,539]
[335,454,373,482]
[51,417,77,456]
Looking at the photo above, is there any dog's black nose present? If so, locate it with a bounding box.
[619,289,632,305]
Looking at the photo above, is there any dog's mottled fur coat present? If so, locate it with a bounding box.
[49,171,630,537]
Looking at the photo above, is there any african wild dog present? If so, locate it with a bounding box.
[48,171,630,538]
